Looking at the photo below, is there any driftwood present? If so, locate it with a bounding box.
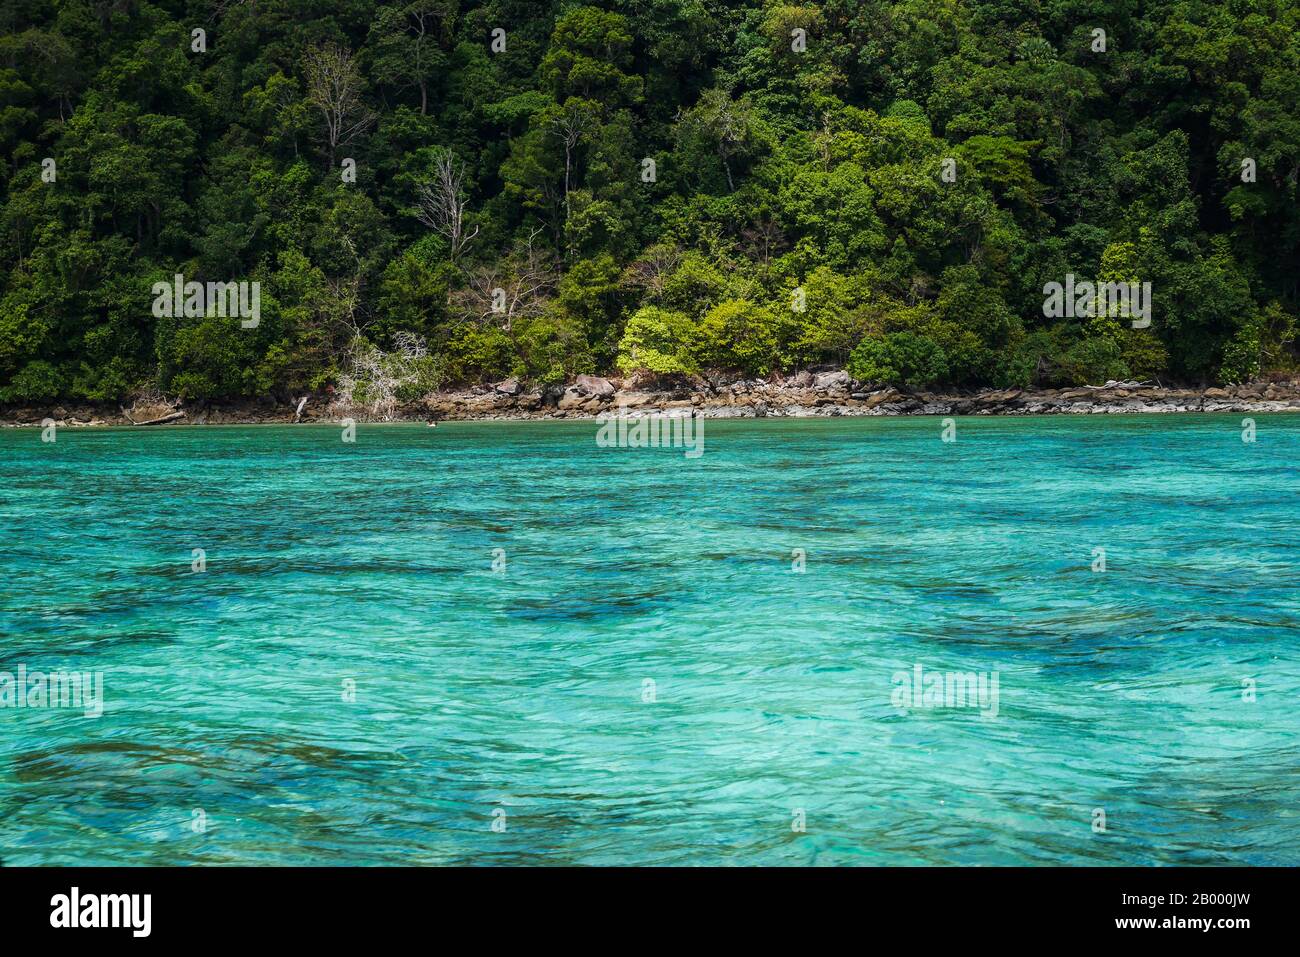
[128,410,186,426]
[294,396,308,422]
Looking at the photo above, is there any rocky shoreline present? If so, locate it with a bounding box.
[5,371,1300,428]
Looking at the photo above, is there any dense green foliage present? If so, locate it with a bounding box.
[2,0,1298,402]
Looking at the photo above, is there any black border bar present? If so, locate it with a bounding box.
[0,866,1291,944]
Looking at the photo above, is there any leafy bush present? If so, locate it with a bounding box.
[617,307,696,376]
[848,332,950,388]
[0,360,63,403]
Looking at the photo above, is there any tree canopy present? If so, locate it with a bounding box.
[2,0,1297,403]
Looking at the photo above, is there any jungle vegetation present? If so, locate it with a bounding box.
[1,0,1297,403]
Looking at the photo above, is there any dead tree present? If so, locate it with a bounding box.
[304,43,375,168]
[453,228,556,335]
[415,150,479,263]
[548,102,590,255]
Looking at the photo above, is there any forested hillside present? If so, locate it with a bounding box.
[2,0,1297,404]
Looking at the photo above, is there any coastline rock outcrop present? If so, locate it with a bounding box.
[7,374,1300,427]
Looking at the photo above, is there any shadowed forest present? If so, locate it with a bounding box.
[1,0,1297,406]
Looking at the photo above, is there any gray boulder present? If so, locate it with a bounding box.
[814,370,851,390]
[574,374,616,399]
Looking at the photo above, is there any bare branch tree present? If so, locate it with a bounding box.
[328,232,367,338]
[453,228,556,334]
[740,217,787,268]
[370,0,456,114]
[679,88,757,192]
[548,101,590,250]
[304,43,375,168]
[404,0,456,114]
[415,150,480,263]
[621,243,682,300]
[331,331,433,421]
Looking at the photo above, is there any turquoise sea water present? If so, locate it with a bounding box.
[1,415,1297,866]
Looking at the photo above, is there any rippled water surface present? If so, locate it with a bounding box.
[1,415,1297,865]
